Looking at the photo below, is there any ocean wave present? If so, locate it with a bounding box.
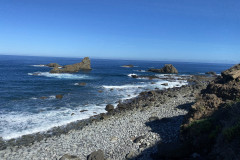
[31,65,46,67]
[0,104,107,140]
[28,72,90,79]
[127,73,137,77]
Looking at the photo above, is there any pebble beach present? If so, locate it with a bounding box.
[0,80,208,160]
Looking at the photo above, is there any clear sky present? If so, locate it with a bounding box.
[0,0,239,63]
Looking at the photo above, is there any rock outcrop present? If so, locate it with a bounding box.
[46,63,62,68]
[148,64,178,74]
[50,57,91,73]
[180,63,240,159]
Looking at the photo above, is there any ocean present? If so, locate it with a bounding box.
[0,55,233,140]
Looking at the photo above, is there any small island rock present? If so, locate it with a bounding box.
[50,57,91,73]
[148,64,178,74]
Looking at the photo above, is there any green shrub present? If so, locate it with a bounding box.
[223,120,240,142]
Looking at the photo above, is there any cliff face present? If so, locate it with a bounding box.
[181,64,240,159]
[50,57,91,73]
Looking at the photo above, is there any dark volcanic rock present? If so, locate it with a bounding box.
[59,154,81,160]
[87,149,105,160]
[46,63,61,68]
[50,57,91,73]
[148,64,178,74]
[105,104,114,112]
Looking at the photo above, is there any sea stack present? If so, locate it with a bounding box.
[50,57,92,73]
[148,64,178,74]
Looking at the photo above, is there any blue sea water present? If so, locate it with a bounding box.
[0,55,233,140]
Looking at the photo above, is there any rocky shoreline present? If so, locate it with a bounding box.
[0,75,214,160]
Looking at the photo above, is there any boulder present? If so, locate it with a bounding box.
[221,64,240,81]
[50,57,91,73]
[148,64,178,74]
[56,94,63,99]
[105,104,114,112]
[46,63,61,68]
[59,154,81,160]
[122,65,134,68]
[87,149,105,160]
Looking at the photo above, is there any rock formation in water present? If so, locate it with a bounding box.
[50,57,91,73]
[122,65,134,68]
[46,63,62,68]
[148,64,178,74]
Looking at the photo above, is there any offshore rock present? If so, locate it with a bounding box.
[46,63,62,68]
[148,64,178,74]
[50,57,91,73]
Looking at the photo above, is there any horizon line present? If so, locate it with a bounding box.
[0,53,237,65]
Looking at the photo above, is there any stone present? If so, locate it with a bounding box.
[125,151,135,159]
[40,96,47,100]
[80,109,88,112]
[59,154,81,160]
[148,64,178,74]
[56,94,63,99]
[105,104,114,112]
[148,116,159,121]
[161,83,168,86]
[50,57,91,73]
[87,149,105,160]
[133,136,145,143]
[222,64,240,80]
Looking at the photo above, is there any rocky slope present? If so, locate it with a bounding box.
[159,64,240,159]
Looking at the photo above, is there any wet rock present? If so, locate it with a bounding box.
[80,110,88,112]
[87,149,105,160]
[59,154,81,160]
[40,96,47,100]
[105,104,114,112]
[161,83,168,86]
[50,57,91,73]
[56,94,63,99]
[98,90,103,93]
[148,64,178,74]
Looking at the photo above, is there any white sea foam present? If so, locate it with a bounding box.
[0,104,107,140]
[28,72,90,80]
[134,70,146,72]
[127,73,137,77]
[31,65,46,67]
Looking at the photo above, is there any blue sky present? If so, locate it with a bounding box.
[0,0,239,63]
